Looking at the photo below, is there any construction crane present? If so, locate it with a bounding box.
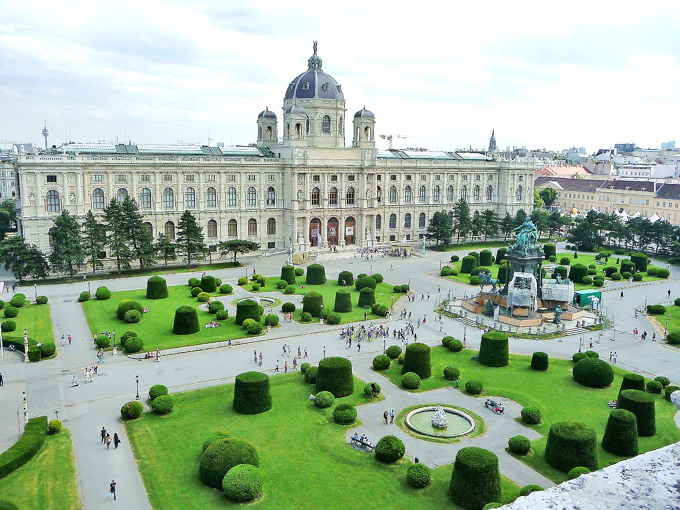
[379,134,408,149]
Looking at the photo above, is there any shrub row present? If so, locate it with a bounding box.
[0,416,47,479]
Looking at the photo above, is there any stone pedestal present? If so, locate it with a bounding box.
[502,250,544,297]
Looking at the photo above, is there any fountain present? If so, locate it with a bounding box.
[431,405,448,429]
[405,406,475,438]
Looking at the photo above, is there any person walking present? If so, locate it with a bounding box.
[113,433,121,449]
[109,480,117,501]
[100,427,107,444]
[68,334,72,345]
[620,291,624,299]
[284,361,288,373]
[389,409,395,424]
[105,433,112,450]
[0,372,3,386]
[383,410,388,425]
[668,289,672,298]
[275,360,279,372]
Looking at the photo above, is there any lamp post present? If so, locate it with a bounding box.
[135,375,140,400]
[323,346,326,359]
[22,392,28,424]
[665,313,670,336]
[34,283,37,300]
[383,335,386,354]
[644,296,647,312]
[0,318,3,358]
[579,336,583,352]
[23,329,28,363]
[463,326,467,348]
[112,329,117,355]
[88,282,91,294]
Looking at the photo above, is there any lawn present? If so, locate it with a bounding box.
[0,430,80,509]
[652,304,680,339]
[81,284,273,351]
[2,302,55,355]
[377,346,680,483]
[126,373,521,509]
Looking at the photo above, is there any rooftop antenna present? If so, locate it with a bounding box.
[41,122,49,151]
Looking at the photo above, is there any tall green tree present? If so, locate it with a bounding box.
[0,199,18,230]
[451,199,472,242]
[425,211,453,246]
[0,236,49,281]
[530,210,549,238]
[514,209,527,228]
[48,210,85,276]
[155,233,177,268]
[219,239,261,264]
[471,213,485,240]
[176,210,206,265]
[500,212,514,239]
[481,209,500,241]
[82,210,106,275]
[533,189,544,210]
[0,210,10,240]
[121,196,156,269]
[103,198,132,274]
[539,188,558,207]
[566,211,603,251]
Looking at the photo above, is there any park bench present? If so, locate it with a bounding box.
[350,436,374,452]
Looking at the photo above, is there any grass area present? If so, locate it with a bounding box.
[377,347,680,483]
[3,302,55,354]
[653,304,680,338]
[0,430,80,509]
[126,373,520,509]
[81,284,271,351]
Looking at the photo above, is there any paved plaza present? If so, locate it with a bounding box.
[1,244,679,509]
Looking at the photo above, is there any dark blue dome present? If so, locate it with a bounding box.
[284,42,344,101]
[284,105,307,115]
[354,107,374,118]
[258,108,276,119]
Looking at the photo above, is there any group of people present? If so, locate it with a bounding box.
[143,349,161,361]
[83,364,98,382]
[60,334,72,347]
[382,409,396,424]
[100,426,121,450]
[351,432,374,449]
[633,329,654,341]
[204,320,222,328]
[608,351,618,363]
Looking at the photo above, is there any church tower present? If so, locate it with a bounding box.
[256,107,278,149]
[488,129,497,153]
[352,107,376,149]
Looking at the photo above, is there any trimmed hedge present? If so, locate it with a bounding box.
[572,352,588,363]
[495,248,507,264]
[497,265,507,284]
[95,333,111,348]
[281,302,296,313]
[199,438,259,489]
[0,415,47,479]
[468,251,480,267]
[120,400,144,420]
[521,407,541,425]
[443,366,460,381]
[552,265,568,280]
[95,286,112,300]
[372,273,384,283]
[334,290,352,313]
[460,256,476,274]
[316,357,353,397]
[148,384,168,401]
[647,304,666,315]
[465,380,483,395]
[371,304,388,317]
[222,464,263,503]
[655,376,670,388]
[630,252,648,272]
[197,292,210,302]
[150,394,174,414]
[173,305,200,334]
[27,348,41,362]
[531,352,549,371]
[364,382,381,398]
[306,264,327,285]
[568,466,591,479]
[233,372,272,415]
[125,337,143,353]
[665,385,680,400]
[314,391,335,408]
[508,435,531,455]
[236,299,261,325]
[333,403,357,424]
[216,310,228,321]
[116,300,143,320]
[35,295,48,305]
[573,357,614,388]
[191,287,202,297]
[442,336,454,348]
[219,284,233,294]
[401,342,431,379]
[208,301,225,314]
[358,288,376,308]
[1,320,16,333]
[3,307,18,319]
[568,263,588,284]
[479,250,493,266]
[302,291,324,317]
[200,275,216,293]
[304,366,318,384]
[406,463,431,488]
[281,265,296,285]
[124,310,141,323]
[9,294,25,308]
[620,260,635,275]
[543,244,556,259]
[618,389,656,436]
[385,345,402,359]
[375,435,405,463]
[448,447,501,510]
[545,421,598,472]
[478,331,509,367]
[619,373,645,395]
[78,291,90,302]
[40,342,56,358]
[602,409,638,456]
[667,331,680,345]
[300,312,312,322]
[48,419,62,435]
[401,372,421,389]
[188,277,200,287]
[355,275,377,291]
[519,485,543,497]
[202,431,230,452]
[337,270,354,286]
[146,276,168,299]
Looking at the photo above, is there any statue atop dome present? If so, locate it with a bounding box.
[308,40,323,71]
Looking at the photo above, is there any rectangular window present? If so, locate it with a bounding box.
[389,235,396,242]
[92,174,103,182]
[420,175,427,181]
[475,174,481,181]
[163,174,173,182]
[268,241,275,249]
[46,175,57,183]
[227,174,237,182]
[117,174,127,182]
[312,175,320,182]
[140,174,150,182]
[377,175,382,181]
[390,175,397,181]
[207,174,216,182]
[519,175,523,181]
[435,175,441,181]
[331,175,338,182]
[185,174,195,182]
[247,174,256,181]
[448,174,455,181]
[462,175,468,181]
[405,175,412,181]
[347,175,355,181]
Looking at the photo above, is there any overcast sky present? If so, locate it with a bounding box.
[1,0,679,153]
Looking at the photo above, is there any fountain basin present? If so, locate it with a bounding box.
[405,406,475,438]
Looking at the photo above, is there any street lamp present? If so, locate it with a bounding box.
[463,326,467,348]
[135,375,140,401]
[22,392,28,424]
[323,346,326,359]
[112,329,116,355]
[579,336,583,352]
[383,335,386,354]
[665,313,670,336]
[88,282,91,294]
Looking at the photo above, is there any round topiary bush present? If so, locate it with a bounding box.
[222,464,263,503]
[519,485,543,497]
[202,431,230,452]
[150,394,174,414]
[448,447,501,510]
[618,389,656,436]
[95,286,112,300]
[658,268,672,279]
[145,276,168,299]
[117,300,143,320]
[219,284,233,294]
[521,407,542,425]
[401,342,431,379]
[333,403,357,424]
[655,376,670,388]
[197,292,211,302]
[406,463,432,488]
[3,306,18,318]
[508,435,531,455]
[400,284,409,293]
[40,342,56,358]
[581,276,593,285]
[572,352,588,363]
[384,345,401,360]
[173,305,200,334]
[304,366,318,384]
[354,275,377,291]
[543,244,556,259]
[531,352,549,371]
[148,384,168,401]
[592,278,604,287]
[235,299,261,325]
[313,390,335,408]
[568,466,591,479]
[371,273,383,283]
[27,347,41,362]
[35,295,48,305]
[333,290,352,313]
[199,275,216,293]
[306,264,326,285]
[552,265,568,280]
[216,310,228,321]
[478,331,509,367]
[559,257,571,266]
[233,372,272,415]
[188,277,200,287]
[78,291,91,302]
[364,382,381,398]
[647,304,666,315]
[465,380,483,395]
[375,435,405,463]
[293,267,303,277]
[1,320,16,332]
[300,312,312,322]
[469,275,482,285]
[602,408,638,456]
[443,366,460,381]
[302,291,324,317]
[585,350,599,358]
[441,266,453,276]
[667,331,680,345]
[48,419,62,435]
[568,263,588,283]
[247,323,263,335]
[199,438,259,489]
[264,314,279,327]
[283,285,295,295]
[281,265,296,285]
[124,310,142,323]
[120,400,144,419]
[545,421,598,472]
[280,303,295,315]
[316,357,353,397]
[371,303,388,316]
[125,337,143,353]
[95,333,111,348]
[208,301,225,314]
[630,252,648,272]
[324,312,340,325]
[619,372,645,395]
[573,357,614,388]
[190,287,202,297]
[610,272,622,281]
[401,372,421,389]
[442,336,454,348]
[9,294,25,307]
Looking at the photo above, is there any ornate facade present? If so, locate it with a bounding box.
[16,43,534,257]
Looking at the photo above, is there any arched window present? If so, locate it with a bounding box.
[92,188,105,210]
[267,218,276,235]
[363,126,371,141]
[404,185,412,203]
[346,187,355,205]
[376,186,382,204]
[144,222,153,236]
[419,212,426,228]
[447,185,454,202]
[306,116,311,134]
[139,188,152,209]
[339,116,344,135]
[266,187,276,205]
[295,123,301,137]
[461,185,468,201]
[389,213,397,229]
[329,187,338,206]
[389,186,397,203]
[433,185,440,202]
[322,115,331,134]
[46,190,60,212]
[516,185,523,202]
[227,187,237,207]
[248,218,257,236]
[376,214,382,229]
[486,185,493,201]
[162,188,174,209]
[164,221,175,240]
[311,187,320,206]
[206,187,217,208]
[228,219,237,237]
[404,213,412,228]
[266,126,273,140]
[246,187,257,207]
[419,185,426,202]
[473,185,480,202]
[185,187,196,208]
[117,188,128,202]
[207,219,217,238]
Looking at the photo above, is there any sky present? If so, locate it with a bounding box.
[1,0,679,153]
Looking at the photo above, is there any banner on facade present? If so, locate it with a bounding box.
[345,226,354,235]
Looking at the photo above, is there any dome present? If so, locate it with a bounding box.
[354,107,374,119]
[285,105,307,115]
[284,42,344,102]
[258,108,276,119]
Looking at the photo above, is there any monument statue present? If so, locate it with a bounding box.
[479,270,499,293]
[512,218,539,253]
[431,405,448,429]
[553,305,562,324]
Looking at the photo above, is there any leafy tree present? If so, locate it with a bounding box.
[530,210,549,238]
[121,197,156,269]
[539,188,558,207]
[500,213,514,239]
[0,236,49,281]
[471,213,485,240]
[0,199,18,229]
[155,233,176,268]
[451,200,472,242]
[425,211,453,245]
[176,210,206,265]
[514,209,527,228]
[82,210,106,275]
[48,210,85,276]
[481,209,500,241]
[24,244,49,279]
[219,239,261,263]
[547,211,569,237]
[103,198,132,274]
[566,211,603,251]
[0,210,10,240]
[533,189,544,209]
